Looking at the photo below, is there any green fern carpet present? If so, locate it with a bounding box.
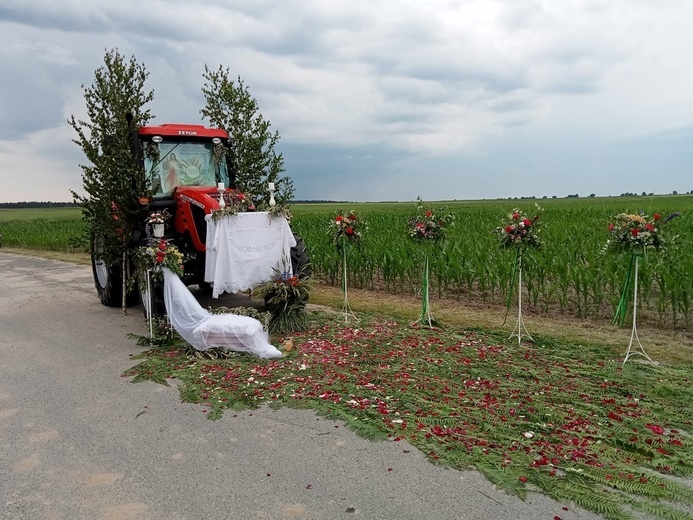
[127,313,693,520]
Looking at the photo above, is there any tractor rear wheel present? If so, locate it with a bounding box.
[91,235,138,307]
[290,234,311,279]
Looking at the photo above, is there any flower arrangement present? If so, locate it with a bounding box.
[604,212,664,255]
[147,210,170,226]
[496,205,543,250]
[331,210,365,247]
[135,238,184,283]
[407,198,454,242]
[253,266,312,333]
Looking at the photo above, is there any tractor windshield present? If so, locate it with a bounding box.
[145,141,230,197]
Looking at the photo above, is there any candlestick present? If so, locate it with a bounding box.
[268,182,276,207]
[218,184,226,209]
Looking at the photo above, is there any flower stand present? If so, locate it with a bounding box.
[622,255,658,365]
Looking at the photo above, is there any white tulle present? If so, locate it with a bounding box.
[162,268,282,359]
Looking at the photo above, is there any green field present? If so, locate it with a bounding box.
[2,196,691,329]
[0,207,86,251]
[0,207,82,221]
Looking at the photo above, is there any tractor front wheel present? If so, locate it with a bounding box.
[139,273,167,320]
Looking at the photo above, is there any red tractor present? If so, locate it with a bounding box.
[91,122,309,311]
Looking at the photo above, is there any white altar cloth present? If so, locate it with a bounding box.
[205,212,296,298]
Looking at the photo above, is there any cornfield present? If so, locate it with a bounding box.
[2,198,691,329]
[290,197,693,330]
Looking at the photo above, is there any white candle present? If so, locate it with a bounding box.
[268,182,275,191]
[217,182,225,190]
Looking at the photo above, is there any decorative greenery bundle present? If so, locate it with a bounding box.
[254,267,312,333]
[407,197,454,242]
[496,205,543,250]
[211,306,271,330]
[605,212,663,255]
[200,65,295,209]
[210,190,254,221]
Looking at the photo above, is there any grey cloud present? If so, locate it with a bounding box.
[282,141,399,200]
[0,2,110,33]
[0,57,65,140]
[486,98,532,113]
[540,78,600,95]
[407,64,527,94]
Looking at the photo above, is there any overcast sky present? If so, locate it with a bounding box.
[1,0,691,203]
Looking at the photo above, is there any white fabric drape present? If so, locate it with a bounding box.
[162,268,282,359]
[205,212,296,298]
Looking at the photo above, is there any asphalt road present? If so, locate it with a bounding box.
[0,252,602,520]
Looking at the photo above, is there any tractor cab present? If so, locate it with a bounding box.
[138,124,234,197]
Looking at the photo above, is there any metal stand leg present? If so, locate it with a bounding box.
[146,269,154,342]
[623,257,658,365]
[509,266,533,345]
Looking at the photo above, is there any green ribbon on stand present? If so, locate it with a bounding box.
[503,249,521,324]
[419,251,430,324]
[613,252,637,327]
[413,246,438,327]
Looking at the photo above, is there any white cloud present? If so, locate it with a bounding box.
[0,0,691,202]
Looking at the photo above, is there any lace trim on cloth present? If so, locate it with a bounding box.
[162,268,282,359]
[204,212,296,297]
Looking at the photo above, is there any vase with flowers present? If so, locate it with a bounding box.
[330,210,366,322]
[147,209,170,238]
[495,205,544,344]
[604,211,677,364]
